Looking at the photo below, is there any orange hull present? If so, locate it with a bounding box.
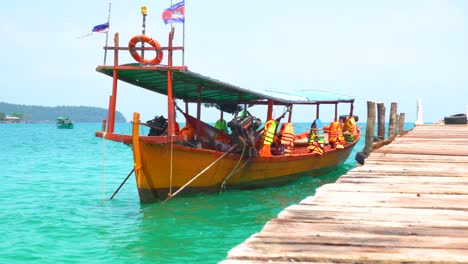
[134,138,358,202]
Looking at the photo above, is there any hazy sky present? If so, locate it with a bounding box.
[1,0,467,123]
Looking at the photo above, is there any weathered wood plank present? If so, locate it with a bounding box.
[317,182,468,194]
[338,175,468,185]
[345,170,468,177]
[303,192,468,210]
[366,153,468,163]
[278,209,468,228]
[263,218,468,238]
[227,242,468,263]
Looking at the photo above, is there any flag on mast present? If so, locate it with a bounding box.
[162,1,185,24]
[92,22,110,33]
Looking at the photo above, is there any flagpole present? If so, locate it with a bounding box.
[103,0,112,65]
[182,0,185,66]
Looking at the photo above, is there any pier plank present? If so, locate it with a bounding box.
[224,125,468,263]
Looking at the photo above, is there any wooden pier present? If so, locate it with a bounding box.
[222,124,468,263]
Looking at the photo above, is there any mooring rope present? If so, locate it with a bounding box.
[101,132,107,203]
[220,138,247,193]
[164,145,237,203]
[169,134,174,195]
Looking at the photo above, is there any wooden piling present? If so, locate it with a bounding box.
[388,102,398,138]
[363,101,376,156]
[377,102,386,140]
[398,113,406,135]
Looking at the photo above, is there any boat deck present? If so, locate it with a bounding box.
[221,124,468,263]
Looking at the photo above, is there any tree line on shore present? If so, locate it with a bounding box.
[0,102,126,123]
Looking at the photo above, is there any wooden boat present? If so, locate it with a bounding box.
[56,117,74,129]
[95,30,361,203]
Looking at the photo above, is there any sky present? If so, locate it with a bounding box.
[1,0,468,123]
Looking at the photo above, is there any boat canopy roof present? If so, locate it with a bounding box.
[97,63,354,105]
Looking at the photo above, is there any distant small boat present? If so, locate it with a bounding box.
[444,114,467,125]
[56,117,74,129]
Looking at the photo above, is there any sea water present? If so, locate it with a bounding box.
[0,122,413,263]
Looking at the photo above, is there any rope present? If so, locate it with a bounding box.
[220,137,247,193]
[169,134,174,195]
[101,132,107,203]
[164,145,237,203]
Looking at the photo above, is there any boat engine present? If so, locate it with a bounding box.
[146,115,168,136]
[228,111,261,156]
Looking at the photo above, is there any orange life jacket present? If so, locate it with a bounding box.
[180,125,194,140]
[280,123,295,147]
[328,121,345,149]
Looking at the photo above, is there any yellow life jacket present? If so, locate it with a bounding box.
[263,119,277,145]
[307,141,324,155]
[259,119,278,157]
[343,116,357,135]
[308,119,325,145]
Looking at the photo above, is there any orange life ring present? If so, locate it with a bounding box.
[128,35,164,65]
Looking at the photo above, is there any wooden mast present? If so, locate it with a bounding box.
[107,32,119,134]
[167,27,175,136]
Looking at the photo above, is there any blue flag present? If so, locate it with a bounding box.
[92,22,109,33]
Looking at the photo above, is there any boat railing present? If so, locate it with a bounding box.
[99,31,187,71]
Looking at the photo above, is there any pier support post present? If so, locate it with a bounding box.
[364,101,376,156]
[397,113,405,135]
[388,102,398,138]
[377,102,386,140]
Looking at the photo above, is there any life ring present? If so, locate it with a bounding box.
[128,35,164,65]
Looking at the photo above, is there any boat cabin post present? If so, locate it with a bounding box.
[196,85,202,140]
[316,104,320,120]
[334,103,338,122]
[185,101,189,124]
[107,32,120,134]
[267,100,274,120]
[288,104,293,123]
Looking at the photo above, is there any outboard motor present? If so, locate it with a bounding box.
[146,115,168,136]
[228,111,261,156]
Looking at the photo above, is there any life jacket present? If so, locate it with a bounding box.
[328,121,345,149]
[180,125,194,140]
[214,119,228,133]
[343,116,357,135]
[307,141,324,155]
[279,123,295,147]
[342,116,357,143]
[308,119,325,145]
[263,120,277,145]
[214,119,230,143]
[259,119,277,157]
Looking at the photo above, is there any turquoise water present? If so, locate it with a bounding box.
[0,122,412,263]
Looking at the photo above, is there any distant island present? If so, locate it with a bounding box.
[0,102,126,123]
